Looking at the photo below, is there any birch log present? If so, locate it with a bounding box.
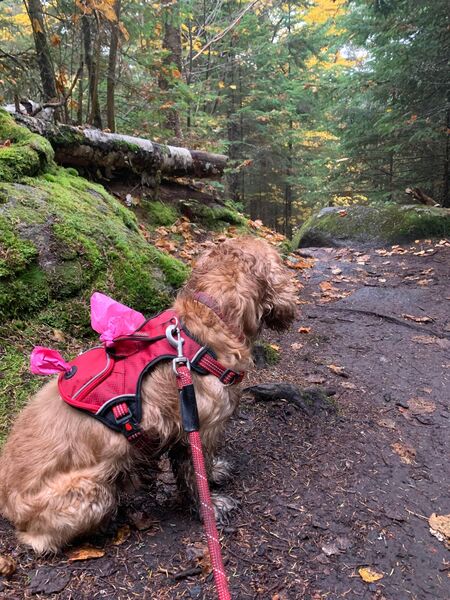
[10,112,228,179]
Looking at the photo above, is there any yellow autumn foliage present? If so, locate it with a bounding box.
[303,0,347,26]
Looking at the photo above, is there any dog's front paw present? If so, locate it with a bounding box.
[210,458,235,487]
[211,493,239,524]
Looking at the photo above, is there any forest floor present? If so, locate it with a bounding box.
[1,239,449,600]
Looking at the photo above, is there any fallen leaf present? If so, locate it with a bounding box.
[0,555,16,577]
[327,364,348,377]
[52,329,65,342]
[319,281,333,291]
[407,397,436,414]
[402,314,433,323]
[269,344,280,352]
[391,442,416,464]
[412,335,439,345]
[331,268,342,275]
[298,327,311,334]
[67,546,105,561]
[290,342,303,351]
[428,513,450,547]
[112,524,131,546]
[358,566,384,583]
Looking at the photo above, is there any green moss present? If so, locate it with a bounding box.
[145,200,179,226]
[36,298,93,338]
[293,204,450,247]
[0,215,38,277]
[0,110,54,182]
[0,265,49,320]
[0,165,187,322]
[180,199,247,229]
[152,248,189,288]
[254,341,281,366]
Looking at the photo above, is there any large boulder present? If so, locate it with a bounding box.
[292,204,450,248]
[0,110,188,324]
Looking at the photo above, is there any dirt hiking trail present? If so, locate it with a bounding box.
[0,239,449,600]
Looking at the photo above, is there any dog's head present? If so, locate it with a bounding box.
[185,236,297,339]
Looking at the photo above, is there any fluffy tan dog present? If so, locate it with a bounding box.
[0,236,297,554]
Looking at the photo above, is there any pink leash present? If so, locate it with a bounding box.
[169,323,232,600]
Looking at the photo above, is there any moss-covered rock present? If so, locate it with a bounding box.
[0,109,54,182]
[292,204,450,248]
[0,171,188,321]
[179,199,247,229]
[144,200,179,226]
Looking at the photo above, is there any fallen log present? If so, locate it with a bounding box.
[9,111,228,180]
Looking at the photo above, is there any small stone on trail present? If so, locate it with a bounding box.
[29,567,71,595]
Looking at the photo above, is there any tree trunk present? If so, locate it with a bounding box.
[82,13,102,128]
[11,113,228,180]
[106,0,121,132]
[25,0,58,105]
[443,102,450,208]
[158,0,183,140]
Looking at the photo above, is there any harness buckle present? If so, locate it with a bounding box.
[172,356,191,374]
[114,407,133,425]
[219,369,240,386]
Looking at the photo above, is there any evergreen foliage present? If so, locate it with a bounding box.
[0,0,448,232]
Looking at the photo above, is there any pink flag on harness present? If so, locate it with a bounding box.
[90,292,145,345]
[30,346,72,375]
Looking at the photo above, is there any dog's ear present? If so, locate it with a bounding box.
[258,246,298,331]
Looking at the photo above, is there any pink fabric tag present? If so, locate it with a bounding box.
[30,346,72,375]
[90,292,145,345]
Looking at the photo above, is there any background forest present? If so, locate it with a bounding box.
[0,0,449,235]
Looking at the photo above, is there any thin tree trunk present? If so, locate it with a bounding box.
[106,0,121,132]
[82,13,102,128]
[443,102,450,207]
[158,0,183,140]
[24,0,59,106]
[284,1,293,237]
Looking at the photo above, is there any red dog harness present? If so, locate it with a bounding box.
[58,309,244,443]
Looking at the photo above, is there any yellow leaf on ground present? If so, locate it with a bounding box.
[112,524,131,546]
[298,327,311,334]
[358,566,384,583]
[67,546,105,561]
[269,344,280,351]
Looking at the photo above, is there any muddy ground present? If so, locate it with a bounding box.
[1,240,449,600]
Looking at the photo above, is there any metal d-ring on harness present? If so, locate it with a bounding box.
[166,320,232,600]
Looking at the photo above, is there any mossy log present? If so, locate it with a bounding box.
[9,112,228,180]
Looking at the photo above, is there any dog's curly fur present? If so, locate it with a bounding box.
[0,236,297,553]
